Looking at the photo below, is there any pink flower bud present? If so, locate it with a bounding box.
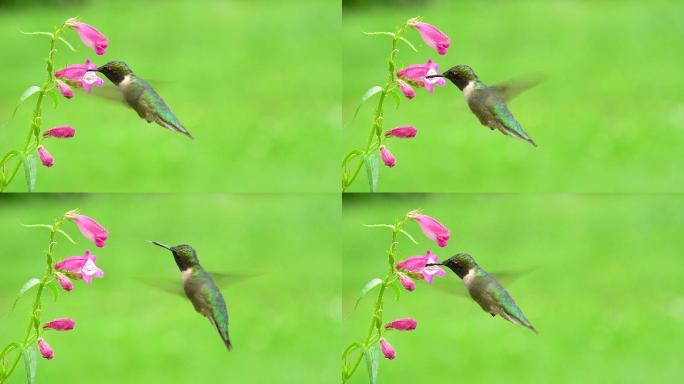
[65,213,108,248]
[408,20,450,55]
[56,80,73,99]
[397,272,415,291]
[37,145,54,167]
[43,318,76,331]
[379,145,396,168]
[398,80,415,99]
[43,125,76,139]
[66,20,109,55]
[379,338,396,360]
[38,338,54,360]
[56,272,73,291]
[408,212,450,248]
[385,318,418,331]
[385,126,417,139]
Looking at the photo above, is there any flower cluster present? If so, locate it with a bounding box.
[37,212,108,360]
[38,19,109,168]
[379,19,450,169]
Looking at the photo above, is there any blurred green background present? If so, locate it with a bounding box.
[0,0,339,192]
[343,0,684,192]
[0,193,340,382]
[343,194,684,382]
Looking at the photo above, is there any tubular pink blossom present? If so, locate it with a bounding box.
[66,20,109,55]
[408,20,450,55]
[379,338,396,360]
[385,318,418,331]
[37,146,54,167]
[56,80,73,99]
[56,272,73,291]
[422,250,446,284]
[66,213,108,248]
[43,125,76,139]
[408,212,450,247]
[379,145,396,168]
[43,318,76,331]
[396,256,427,274]
[81,71,105,93]
[396,250,446,285]
[398,272,415,291]
[397,59,446,93]
[398,80,415,99]
[55,250,104,284]
[38,338,54,360]
[385,126,417,139]
[56,59,97,82]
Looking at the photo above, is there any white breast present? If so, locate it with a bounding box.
[118,74,132,90]
[181,268,193,283]
[463,81,476,99]
[463,268,477,286]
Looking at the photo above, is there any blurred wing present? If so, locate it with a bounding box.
[91,84,125,103]
[491,74,544,102]
[438,267,536,298]
[139,271,256,298]
[207,271,258,287]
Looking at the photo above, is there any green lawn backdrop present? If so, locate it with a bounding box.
[343,193,683,382]
[0,193,340,383]
[343,1,684,192]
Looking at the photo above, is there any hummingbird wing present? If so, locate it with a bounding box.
[127,76,194,139]
[438,267,535,298]
[490,74,544,102]
[138,271,252,297]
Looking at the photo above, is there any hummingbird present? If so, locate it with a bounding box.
[429,253,538,333]
[91,61,193,139]
[427,64,538,147]
[150,241,231,350]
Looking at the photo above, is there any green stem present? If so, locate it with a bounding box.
[343,27,404,192]
[343,219,403,383]
[0,25,64,192]
[1,219,61,383]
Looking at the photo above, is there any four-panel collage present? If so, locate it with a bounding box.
[1,0,682,383]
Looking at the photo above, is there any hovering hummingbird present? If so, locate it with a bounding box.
[150,241,231,350]
[91,61,193,139]
[429,253,538,333]
[427,64,539,147]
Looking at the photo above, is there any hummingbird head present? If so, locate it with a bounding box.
[150,241,200,271]
[440,253,479,279]
[93,61,133,85]
[438,64,479,91]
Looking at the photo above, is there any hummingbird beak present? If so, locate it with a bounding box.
[424,74,444,79]
[425,263,443,266]
[148,240,172,250]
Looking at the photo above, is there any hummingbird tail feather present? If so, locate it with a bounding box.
[209,317,232,351]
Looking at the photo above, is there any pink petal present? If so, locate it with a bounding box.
[398,272,415,292]
[379,145,396,168]
[396,255,427,273]
[37,146,54,167]
[43,318,76,331]
[385,318,418,331]
[385,126,417,139]
[398,80,415,99]
[38,338,54,360]
[56,80,73,99]
[410,21,450,56]
[379,338,396,360]
[67,214,108,248]
[410,214,450,248]
[43,125,76,139]
[68,22,109,56]
[55,272,73,291]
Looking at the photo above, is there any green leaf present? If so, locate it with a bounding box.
[57,229,77,244]
[48,283,59,302]
[363,345,379,384]
[362,224,395,230]
[389,280,401,301]
[363,31,395,38]
[363,153,379,192]
[18,152,37,192]
[21,345,36,384]
[21,31,53,38]
[390,89,401,109]
[12,278,40,310]
[354,278,382,310]
[57,36,76,52]
[398,229,419,244]
[399,37,418,52]
[12,86,41,118]
[0,342,20,361]
[48,88,59,108]
[353,85,383,120]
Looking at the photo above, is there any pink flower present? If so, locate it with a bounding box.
[38,338,54,360]
[397,272,415,292]
[396,250,446,285]
[43,318,76,331]
[408,20,450,55]
[55,272,73,291]
[398,80,415,99]
[397,59,446,93]
[408,212,450,247]
[385,126,417,139]
[56,80,73,99]
[37,146,54,167]
[81,70,105,93]
[379,338,396,360]
[379,145,396,168]
[43,125,76,139]
[66,20,109,55]
[66,212,108,248]
[55,250,104,284]
[386,318,418,331]
[56,59,97,82]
